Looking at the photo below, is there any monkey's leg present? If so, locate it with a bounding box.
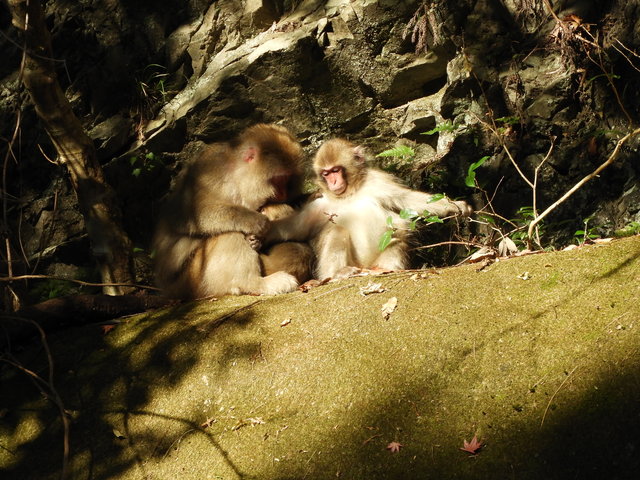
[261,242,314,283]
[313,225,355,280]
[372,237,409,271]
[199,233,298,296]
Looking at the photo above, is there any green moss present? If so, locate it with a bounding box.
[1,236,639,479]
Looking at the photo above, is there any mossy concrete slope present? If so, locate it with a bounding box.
[2,236,639,479]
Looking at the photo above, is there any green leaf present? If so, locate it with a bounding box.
[516,206,535,219]
[409,219,418,230]
[378,230,393,251]
[132,168,142,177]
[495,116,520,126]
[399,209,418,220]
[386,215,395,228]
[422,120,457,135]
[425,215,444,224]
[428,193,445,203]
[465,156,489,188]
[587,73,621,86]
[376,145,415,159]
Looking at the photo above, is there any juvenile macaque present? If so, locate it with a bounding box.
[153,123,313,299]
[266,138,472,279]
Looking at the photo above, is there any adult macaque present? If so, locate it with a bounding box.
[265,138,472,280]
[153,123,313,299]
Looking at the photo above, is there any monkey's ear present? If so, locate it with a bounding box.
[243,146,258,163]
[353,146,366,165]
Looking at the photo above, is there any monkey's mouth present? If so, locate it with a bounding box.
[329,184,347,195]
[270,174,290,202]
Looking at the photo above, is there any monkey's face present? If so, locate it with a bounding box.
[320,166,347,196]
[239,147,302,208]
[314,138,366,199]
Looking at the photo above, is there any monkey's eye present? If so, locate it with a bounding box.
[322,167,341,177]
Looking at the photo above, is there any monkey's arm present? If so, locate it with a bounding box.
[400,190,472,218]
[370,171,472,218]
[264,199,329,244]
[187,203,270,237]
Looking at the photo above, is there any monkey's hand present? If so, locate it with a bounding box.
[454,200,473,217]
[260,203,296,221]
[245,234,263,251]
[238,210,271,237]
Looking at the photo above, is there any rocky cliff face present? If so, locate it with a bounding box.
[1,0,639,288]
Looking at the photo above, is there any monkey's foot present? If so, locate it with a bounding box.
[245,233,263,251]
[260,271,299,295]
[333,266,363,279]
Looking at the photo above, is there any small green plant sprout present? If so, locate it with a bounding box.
[378,195,446,251]
[509,206,538,248]
[587,72,621,86]
[29,278,75,302]
[465,156,490,188]
[495,116,521,126]
[574,216,600,244]
[138,64,170,104]
[421,120,464,136]
[494,116,521,135]
[129,151,163,177]
[613,221,640,238]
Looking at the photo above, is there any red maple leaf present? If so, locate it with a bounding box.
[386,441,403,453]
[460,435,483,454]
[101,324,116,335]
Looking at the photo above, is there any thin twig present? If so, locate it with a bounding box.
[413,240,480,251]
[1,318,70,478]
[541,0,561,23]
[541,366,578,427]
[611,42,640,74]
[0,274,159,291]
[501,141,534,188]
[530,138,556,248]
[579,28,633,123]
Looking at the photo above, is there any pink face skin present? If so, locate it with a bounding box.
[321,166,347,195]
[270,174,290,202]
[242,145,293,203]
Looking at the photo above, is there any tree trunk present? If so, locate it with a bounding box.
[7,0,135,295]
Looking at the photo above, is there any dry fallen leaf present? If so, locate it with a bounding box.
[381,297,398,320]
[593,237,613,244]
[460,435,483,454]
[280,318,292,327]
[298,278,330,292]
[360,281,386,296]
[409,272,429,281]
[201,417,217,428]
[232,417,265,431]
[498,237,518,257]
[386,441,403,453]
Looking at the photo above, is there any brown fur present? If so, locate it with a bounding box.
[153,123,313,299]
